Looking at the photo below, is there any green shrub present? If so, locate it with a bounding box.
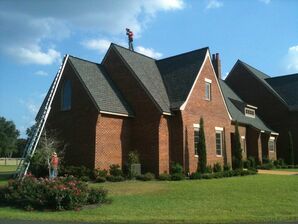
[189,172,202,180]
[243,160,251,169]
[247,156,257,169]
[205,165,213,173]
[87,188,108,204]
[109,164,123,177]
[171,173,185,181]
[93,169,108,179]
[106,175,125,182]
[59,165,92,179]
[171,163,183,174]
[95,176,106,183]
[0,175,107,211]
[258,162,274,170]
[158,173,171,181]
[213,162,222,173]
[223,164,231,171]
[80,176,90,182]
[136,172,155,181]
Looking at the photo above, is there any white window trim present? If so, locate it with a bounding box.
[205,82,211,101]
[215,127,223,131]
[215,130,223,157]
[179,52,232,121]
[245,107,255,118]
[193,123,200,128]
[241,136,246,153]
[204,78,212,83]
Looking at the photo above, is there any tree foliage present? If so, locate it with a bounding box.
[233,121,243,169]
[0,116,19,157]
[28,128,65,177]
[198,117,207,173]
[288,131,295,165]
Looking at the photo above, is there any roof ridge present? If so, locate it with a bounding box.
[157,47,209,62]
[111,43,157,60]
[267,73,298,80]
[69,55,100,65]
[238,60,270,79]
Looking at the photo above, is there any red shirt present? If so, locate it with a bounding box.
[128,31,133,40]
[51,155,59,168]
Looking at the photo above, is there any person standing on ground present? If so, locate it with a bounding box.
[50,152,59,179]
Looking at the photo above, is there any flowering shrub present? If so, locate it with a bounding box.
[0,174,107,211]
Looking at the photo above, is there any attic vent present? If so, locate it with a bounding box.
[244,107,255,118]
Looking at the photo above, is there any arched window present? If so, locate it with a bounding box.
[61,80,71,111]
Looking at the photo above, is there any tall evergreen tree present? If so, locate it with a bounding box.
[233,121,243,169]
[198,117,207,173]
[288,131,295,165]
[0,116,19,157]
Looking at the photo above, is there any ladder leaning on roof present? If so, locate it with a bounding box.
[14,55,69,180]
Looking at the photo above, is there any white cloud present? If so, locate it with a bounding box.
[0,1,185,64]
[206,0,223,9]
[259,0,271,4]
[81,39,111,53]
[136,46,163,58]
[7,47,61,65]
[34,70,48,77]
[285,45,298,73]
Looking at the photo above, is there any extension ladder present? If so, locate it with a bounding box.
[14,55,69,180]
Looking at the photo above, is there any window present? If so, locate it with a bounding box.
[194,128,199,156]
[215,130,223,156]
[268,137,275,152]
[205,82,211,101]
[61,80,71,111]
[245,107,255,118]
[241,136,246,153]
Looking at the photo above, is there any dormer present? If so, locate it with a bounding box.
[244,104,257,118]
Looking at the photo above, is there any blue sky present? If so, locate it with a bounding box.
[0,0,297,137]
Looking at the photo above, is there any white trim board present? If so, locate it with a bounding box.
[180,51,232,121]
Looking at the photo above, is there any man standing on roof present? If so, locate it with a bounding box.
[126,28,134,51]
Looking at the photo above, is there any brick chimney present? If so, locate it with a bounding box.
[212,53,221,79]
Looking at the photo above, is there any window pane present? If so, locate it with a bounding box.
[269,139,275,152]
[216,131,222,156]
[61,80,71,111]
[194,129,199,155]
[205,82,211,100]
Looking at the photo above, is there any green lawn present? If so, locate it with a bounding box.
[0,175,297,223]
[0,165,17,173]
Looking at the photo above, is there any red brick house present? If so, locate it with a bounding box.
[226,60,298,164]
[43,44,277,175]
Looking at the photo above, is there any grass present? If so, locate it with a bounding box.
[0,174,297,223]
[0,165,17,173]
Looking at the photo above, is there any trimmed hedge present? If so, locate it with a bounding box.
[0,175,107,211]
[190,169,257,180]
[136,172,155,181]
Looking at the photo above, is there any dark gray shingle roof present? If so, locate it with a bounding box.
[219,79,274,132]
[69,56,133,116]
[265,73,298,111]
[112,44,171,113]
[157,48,208,109]
[239,60,297,111]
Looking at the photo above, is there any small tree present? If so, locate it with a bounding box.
[0,116,20,158]
[233,121,243,169]
[198,117,207,173]
[288,131,295,166]
[28,128,65,177]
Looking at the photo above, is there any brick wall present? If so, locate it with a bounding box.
[226,63,296,163]
[47,61,98,169]
[181,57,232,173]
[102,48,168,174]
[95,114,131,170]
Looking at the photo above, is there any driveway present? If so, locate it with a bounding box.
[258,169,298,175]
